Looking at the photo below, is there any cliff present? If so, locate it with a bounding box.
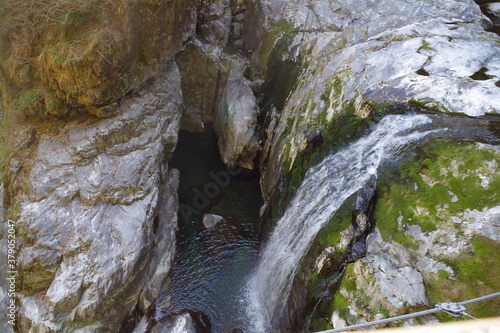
[0,0,499,331]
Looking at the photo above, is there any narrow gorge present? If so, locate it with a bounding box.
[0,0,499,332]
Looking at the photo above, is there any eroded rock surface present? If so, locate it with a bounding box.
[16,63,183,331]
[329,141,500,329]
[255,0,500,200]
[215,67,259,169]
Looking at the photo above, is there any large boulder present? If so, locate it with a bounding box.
[15,62,183,331]
[215,67,259,169]
[330,141,500,329]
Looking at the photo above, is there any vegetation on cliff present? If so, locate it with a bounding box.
[0,0,194,119]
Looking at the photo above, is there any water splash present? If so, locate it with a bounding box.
[244,114,438,332]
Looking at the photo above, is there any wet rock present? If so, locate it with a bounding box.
[16,62,183,331]
[332,142,500,326]
[255,0,500,200]
[215,67,259,169]
[152,310,211,333]
[203,213,225,229]
[139,169,180,311]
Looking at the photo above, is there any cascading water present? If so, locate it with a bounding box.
[243,114,440,332]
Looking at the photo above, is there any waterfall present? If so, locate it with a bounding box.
[244,114,439,332]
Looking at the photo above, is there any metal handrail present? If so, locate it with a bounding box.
[315,292,500,333]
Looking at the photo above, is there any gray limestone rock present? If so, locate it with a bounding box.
[215,68,259,169]
[15,62,183,331]
[202,213,225,229]
[176,42,229,132]
[256,0,500,200]
[138,169,180,312]
[363,229,429,310]
[198,0,232,46]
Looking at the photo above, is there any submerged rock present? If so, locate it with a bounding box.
[202,213,225,229]
[16,62,183,331]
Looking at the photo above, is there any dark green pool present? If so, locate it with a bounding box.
[156,125,263,333]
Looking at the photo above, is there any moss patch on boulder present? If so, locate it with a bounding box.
[374,139,500,320]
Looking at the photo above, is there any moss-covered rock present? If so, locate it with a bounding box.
[328,140,500,328]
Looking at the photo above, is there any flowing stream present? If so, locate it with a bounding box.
[243,114,439,332]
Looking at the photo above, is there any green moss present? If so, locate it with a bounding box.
[343,265,357,292]
[376,139,500,320]
[469,67,495,81]
[316,195,355,251]
[427,234,500,320]
[259,23,305,113]
[408,99,451,113]
[333,292,348,312]
[376,139,500,243]
[309,317,333,331]
[418,39,432,51]
[421,221,437,233]
[12,91,44,115]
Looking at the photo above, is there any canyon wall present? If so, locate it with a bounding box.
[0,0,499,331]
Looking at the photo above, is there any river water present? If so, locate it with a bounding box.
[243,114,439,332]
[156,125,263,333]
[156,115,439,332]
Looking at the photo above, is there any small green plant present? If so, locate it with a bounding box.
[418,39,432,51]
[7,201,21,215]
[13,91,41,111]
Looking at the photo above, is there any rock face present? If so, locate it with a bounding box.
[176,42,226,132]
[16,63,183,331]
[245,0,500,330]
[215,68,260,169]
[176,38,259,169]
[327,141,500,329]
[3,0,500,331]
[138,168,180,312]
[253,0,500,200]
